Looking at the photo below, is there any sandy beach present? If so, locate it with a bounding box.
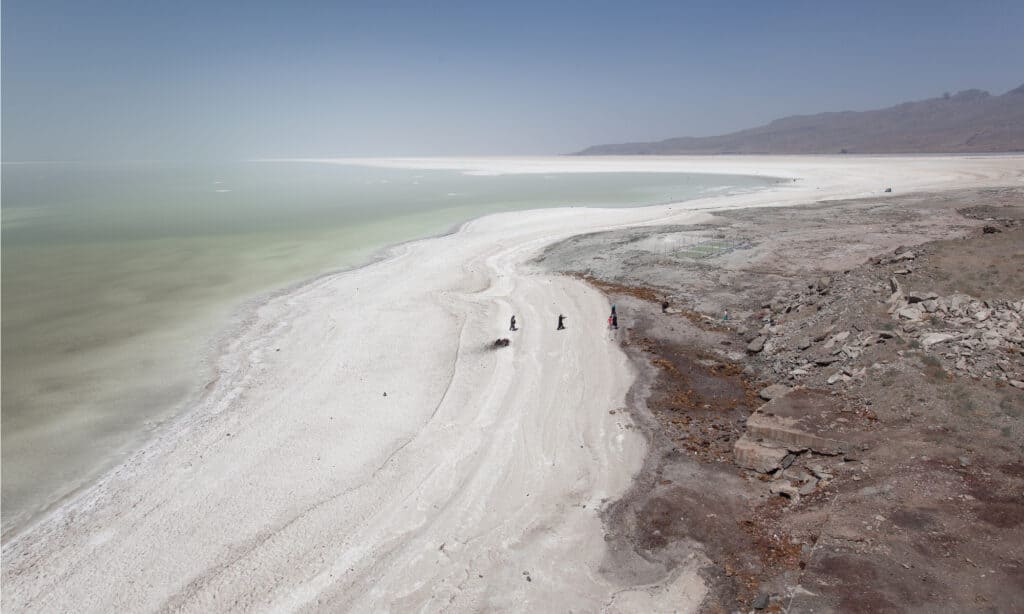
[3,155,1023,612]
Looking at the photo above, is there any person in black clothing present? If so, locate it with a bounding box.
[557,314,565,330]
[510,315,517,331]
[612,313,618,329]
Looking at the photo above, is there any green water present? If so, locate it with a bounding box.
[1,160,776,536]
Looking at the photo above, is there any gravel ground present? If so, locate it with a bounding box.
[537,186,1024,612]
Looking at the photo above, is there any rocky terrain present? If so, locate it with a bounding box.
[537,186,1024,612]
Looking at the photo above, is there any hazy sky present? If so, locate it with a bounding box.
[3,0,1023,160]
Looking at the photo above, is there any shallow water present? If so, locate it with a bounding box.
[1,160,775,536]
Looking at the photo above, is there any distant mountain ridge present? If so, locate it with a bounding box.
[576,85,1024,155]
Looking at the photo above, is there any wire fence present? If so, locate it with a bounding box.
[636,230,742,260]
[676,238,735,259]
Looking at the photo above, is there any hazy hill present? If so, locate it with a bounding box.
[577,85,1024,155]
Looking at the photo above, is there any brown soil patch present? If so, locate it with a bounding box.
[918,227,1024,299]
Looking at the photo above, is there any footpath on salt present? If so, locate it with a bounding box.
[4,155,1022,612]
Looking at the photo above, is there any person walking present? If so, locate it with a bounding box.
[612,313,618,329]
[510,315,517,331]
[557,314,566,330]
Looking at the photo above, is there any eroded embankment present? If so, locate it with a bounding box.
[537,187,1024,612]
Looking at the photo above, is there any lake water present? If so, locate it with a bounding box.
[1,160,776,536]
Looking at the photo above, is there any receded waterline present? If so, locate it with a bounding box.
[1,159,780,537]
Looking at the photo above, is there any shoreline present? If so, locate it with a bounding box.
[0,167,772,542]
[0,163,774,539]
[4,155,1022,611]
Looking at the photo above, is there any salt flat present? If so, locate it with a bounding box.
[4,155,1022,612]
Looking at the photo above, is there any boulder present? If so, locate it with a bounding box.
[769,481,800,501]
[887,290,906,314]
[746,389,850,455]
[747,336,767,353]
[734,436,788,473]
[843,366,866,378]
[921,333,956,348]
[982,331,1003,349]
[759,384,791,401]
[783,465,813,482]
[798,479,820,496]
[807,463,834,481]
[897,305,924,320]
[752,592,770,609]
[907,291,938,304]
[823,331,850,350]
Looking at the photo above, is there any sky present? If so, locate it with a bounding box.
[3,0,1023,160]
